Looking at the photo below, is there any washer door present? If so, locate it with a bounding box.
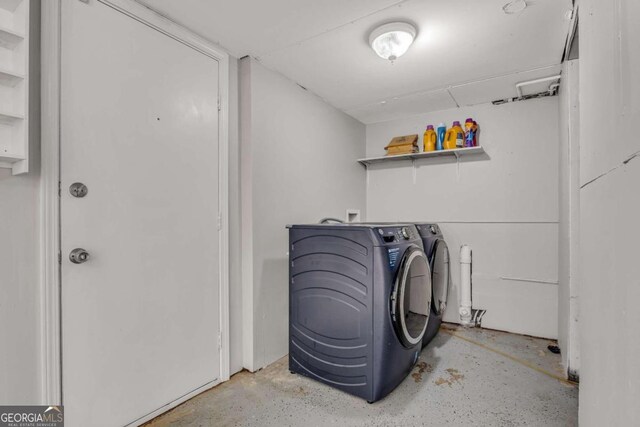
[431,240,450,315]
[391,246,432,347]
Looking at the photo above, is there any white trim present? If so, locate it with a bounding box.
[563,2,579,61]
[40,0,231,407]
[238,57,255,372]
[103,0,225,62]
[215,29,231,383]
[40,0,62,405]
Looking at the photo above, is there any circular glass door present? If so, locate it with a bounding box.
[391,246,431,347]
[431,240,450,315]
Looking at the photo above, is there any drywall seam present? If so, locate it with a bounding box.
[580,150,640,189]
[364,221,559,226]
[500,276,559,285]
[341,63,561,113]
[447,88,460,108]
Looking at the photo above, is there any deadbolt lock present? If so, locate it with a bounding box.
[69,182,88,198]
[70,248,90,264]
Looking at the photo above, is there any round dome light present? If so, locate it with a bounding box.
[369,22,417,61]
[502,0,527,14]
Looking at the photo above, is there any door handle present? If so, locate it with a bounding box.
[70,248,90,264]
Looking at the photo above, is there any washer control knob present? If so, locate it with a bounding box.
[401,227,410,240]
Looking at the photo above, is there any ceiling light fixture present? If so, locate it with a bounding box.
[369,22,417,62]
[502,0,527,14]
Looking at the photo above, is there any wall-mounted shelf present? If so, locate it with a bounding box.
[0,26,24,49]
[0,110,24,124]
[0,152,25,162]
[0,0,23,12]
[358,146,485,167]
[0,67,24,86]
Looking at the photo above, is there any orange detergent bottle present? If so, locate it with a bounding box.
[423,125,436,152]
[444,121,465,149]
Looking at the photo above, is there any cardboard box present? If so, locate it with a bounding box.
[384,134,419,156]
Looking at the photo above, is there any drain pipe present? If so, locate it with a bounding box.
[516,75,561,98]
[459,245,473,326]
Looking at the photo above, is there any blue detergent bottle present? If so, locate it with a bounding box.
[436,123,446,151]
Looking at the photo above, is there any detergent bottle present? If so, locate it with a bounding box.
[464,118,475,147]
[436,123,446,151]
[444,121,464,149]
[472,121,479,146]
[423,125,437,152]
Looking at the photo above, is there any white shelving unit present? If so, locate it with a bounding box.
[0,0,29,174]
[0,66,24,85]
[0,0,23,12]
[357,146,485,167]
[0,26,24,48]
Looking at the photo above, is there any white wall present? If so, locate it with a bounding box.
[579,0,640,424]
[0,171,41,405]
[557,59,580,378]
[366,98,560,338]
[0,1,41,404]
[239,57,366,371]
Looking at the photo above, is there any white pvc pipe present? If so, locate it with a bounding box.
[459,245,473,325]
[516,75,561,98]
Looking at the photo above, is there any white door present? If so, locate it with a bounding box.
[60,1,221,426]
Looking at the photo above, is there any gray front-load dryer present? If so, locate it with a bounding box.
[414,223,451,348]
[288,223,432,402]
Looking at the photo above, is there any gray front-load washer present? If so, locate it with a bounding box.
[352,222,451,348]
[414,223,451,347]
[287,223,431,402]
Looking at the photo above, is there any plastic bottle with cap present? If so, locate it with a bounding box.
[444,121,464,149]
[423,125,437,152]
[464,118,474,147]
[472,121,479,146]
[436,123,446,151]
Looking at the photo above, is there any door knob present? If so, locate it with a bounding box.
[69,182,88,198]
[70,248,90,264]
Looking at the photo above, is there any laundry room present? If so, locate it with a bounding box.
[0,0,638,426]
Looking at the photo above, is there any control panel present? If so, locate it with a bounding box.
[377,226,416,243]
[416,224,440,236]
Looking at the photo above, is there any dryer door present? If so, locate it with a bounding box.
[391,246,432,347]
[431,240,451,315]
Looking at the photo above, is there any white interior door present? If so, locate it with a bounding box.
[60,1,221,425]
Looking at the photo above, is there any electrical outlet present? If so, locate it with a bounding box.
[346,209,361,223]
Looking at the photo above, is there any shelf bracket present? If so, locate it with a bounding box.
[412,159,417,184]
[365,164,370,188]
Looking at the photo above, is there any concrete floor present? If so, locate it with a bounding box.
[146,324,578,426]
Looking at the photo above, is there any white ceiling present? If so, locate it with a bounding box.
[136,0,573,123]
